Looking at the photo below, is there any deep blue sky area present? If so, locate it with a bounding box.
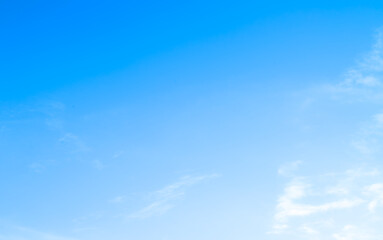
[1,1,383,100]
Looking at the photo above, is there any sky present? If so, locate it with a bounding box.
[3,1,383,239]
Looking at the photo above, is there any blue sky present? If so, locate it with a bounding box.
[3,1,383,239]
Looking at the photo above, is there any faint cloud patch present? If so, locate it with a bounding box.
[0,224,78,240]
[332,225,381,240]
[112,151,124,159]
[351,112,383,156]
[278,161,302,177]
[28,162,46,173]
[128,174,219,219]
[59,133,89,153]
[109,196,125,204]
[92,159,105,170]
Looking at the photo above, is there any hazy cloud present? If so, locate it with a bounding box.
[0,224,78,240]
[128,174,219,219]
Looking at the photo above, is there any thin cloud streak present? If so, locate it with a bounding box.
[0,224,79,240]
[128,174,219,219]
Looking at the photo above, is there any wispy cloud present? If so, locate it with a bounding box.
[278,161,302,177]
[329,29,383,87]
[92,159,105,170]
[0,224,79,240]
[109,196,125,204]
[332,225,382,240]
[128,174,219,219]
[275,179,362,222]
[28,162,46,173]
[350,111,383,156]
[364,183,383,212]
[323,28,383,103]
[59,133,90,153]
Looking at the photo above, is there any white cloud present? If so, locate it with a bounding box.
[364,183,383,212]
[275,179,362,222]
[271,164,383,239]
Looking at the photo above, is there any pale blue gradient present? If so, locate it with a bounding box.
[2,1,383,239]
